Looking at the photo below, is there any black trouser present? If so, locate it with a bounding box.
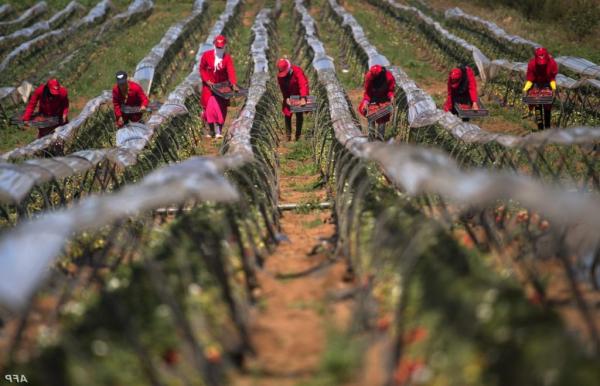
[285,113,304,141]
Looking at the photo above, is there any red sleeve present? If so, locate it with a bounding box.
[467,67,478,104]
[358,99,368,116]
[135,83,148,108]
[62,89,69,118]
[548,57,558,81]
[22,85,43,121]
[526,59,536,82]
[112,85,122,120]
[200,52,211,83]
[443,78,453,112]
[387,71,396,100]
[296,67,309,96]
[362,72,372,102]
[226,54,237,86]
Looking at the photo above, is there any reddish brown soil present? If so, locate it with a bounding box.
[233,139,355,385]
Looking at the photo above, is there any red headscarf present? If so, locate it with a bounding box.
[449,68,462,89]
[535,47,549,66]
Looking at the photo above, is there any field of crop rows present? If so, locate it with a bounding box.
[0,0,598,385]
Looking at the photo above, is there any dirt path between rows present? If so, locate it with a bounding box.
[234,138,355,386]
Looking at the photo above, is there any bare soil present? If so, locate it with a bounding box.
[233,137,356,385]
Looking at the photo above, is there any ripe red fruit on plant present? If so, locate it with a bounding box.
[376,314,392,331]
[403,326,428,345]
[393,358,425,385]
[205,346,222,364]
[162,348,179,366]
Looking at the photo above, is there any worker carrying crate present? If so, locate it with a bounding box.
[522,47,558,130]
[358,64,396,141]
[277,58,312,141]
[443,65,487,121]
[19,78,69,138]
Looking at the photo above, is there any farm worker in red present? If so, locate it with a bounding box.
[277,58,309,141]
[358,64,396,140]
[22,79,69,138]
[443,65,479,121]
[199,34,239,139]
[523,47,558,129]
[112,70,149,128]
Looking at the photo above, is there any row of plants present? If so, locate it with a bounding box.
[2,5,283,385]
[293,1,600,384]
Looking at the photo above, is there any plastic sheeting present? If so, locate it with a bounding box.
[193,0,241,74]
[436,112,600,147]
[445,7,600,80]
[133,0,206,94]
[487,59,600,90]
[295,0,366,156]
[98,0,153,37]
[1,91,112,160]
[327,0,439,128]
[1,0,212,161]
[384,0,600,93]
[382,0,489,80]
[0,4,13,20]
[117,0,241,163]
[365,142,600,235]
[0,149,111,204]
[0,81,33,107]
[327,0,389,68]
[0,4,275,310]
[0,2,84,52]
[0,0,113,74]
[295,0,600,248]
[373,0,600,146]
[0,156,239,309]
[226,8,272,160]
[0,2,48,33]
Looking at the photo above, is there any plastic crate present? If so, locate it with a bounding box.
[289,95,317,113]
[454,98,489,118]
[366,101,392,123]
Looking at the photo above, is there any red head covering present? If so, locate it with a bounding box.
[449,68,462,89]
[214,35,227,48]
[277,58,291,78]
[369,64,383,76]
[47,79,61,95]
[535,47,549,66]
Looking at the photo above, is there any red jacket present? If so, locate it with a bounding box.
[112,80,149,123]
[278,65,309,116]
[22,83,69,121]
[358,69,396,120]
[526,56,558,85]
[443,66,478,112]
[199,49,237,108]
[362,70,395,104]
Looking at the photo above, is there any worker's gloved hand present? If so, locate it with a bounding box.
[232,83,240,93]
[116,117,125,128]
[472,102,479,110]
[286,97,291,105]
[206,80,214,87]
[550,80,557,91]
[300,97,307,106]
[523,80,533,94]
